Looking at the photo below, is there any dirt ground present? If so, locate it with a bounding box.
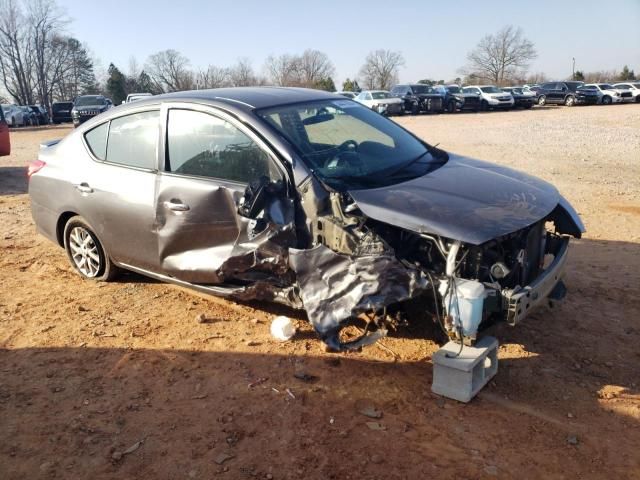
[1,104,639,479]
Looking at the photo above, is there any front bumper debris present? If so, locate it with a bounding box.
[502,237,569,325]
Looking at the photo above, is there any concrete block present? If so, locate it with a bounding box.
[431,336,498,403]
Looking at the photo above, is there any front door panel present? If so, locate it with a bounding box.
[155,174,245,283]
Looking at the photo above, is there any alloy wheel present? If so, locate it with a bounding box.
[68,226,101,277]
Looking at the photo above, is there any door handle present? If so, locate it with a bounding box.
[74,183,93,194]
[164,200,190,212]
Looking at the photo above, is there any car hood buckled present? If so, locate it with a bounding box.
[349,154,560,245]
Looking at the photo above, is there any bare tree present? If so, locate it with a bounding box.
[0,0,34,104]
[462,25,537,85]
[196,65,229,89]
[358,49,404,90]
[28,0,70,110]
[228,57,261,87]
[264,53,301,86]
[146,49,194,92]
[298,49,334,87]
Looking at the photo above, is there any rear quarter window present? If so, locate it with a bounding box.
[84,122,109,160]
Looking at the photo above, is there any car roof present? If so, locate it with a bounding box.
[142,87,338,111]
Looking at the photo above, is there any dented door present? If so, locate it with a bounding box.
[156,105,286,284]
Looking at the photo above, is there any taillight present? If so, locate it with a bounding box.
[27,160,46,178]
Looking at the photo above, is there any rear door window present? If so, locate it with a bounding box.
[106,111,159,169]
[166,109,280,184]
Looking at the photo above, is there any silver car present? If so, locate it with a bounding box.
[28,88,584,350]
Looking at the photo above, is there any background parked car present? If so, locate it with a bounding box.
[1,104,26,127]
[71,95,111,127]
[536,81,594,106]
[613,82,640,102]
[390,84,445,114]
[444,85,480,112]
[29,105,50,125]
[335,91,358,99]
[574,85,603,105]
[0,103,10,156]
[462,86,514,110]
[20,106,38,126]
[52,101,74,124]
[124,93,153,104]
[584,83,626,104]
[501,87,535,109]
[354,90,404,115]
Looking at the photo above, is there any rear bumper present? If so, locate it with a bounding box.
[502,237,570,324]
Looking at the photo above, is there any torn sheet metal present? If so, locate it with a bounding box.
[289,245,429,349]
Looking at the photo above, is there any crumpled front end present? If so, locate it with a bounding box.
[203,165,584,351]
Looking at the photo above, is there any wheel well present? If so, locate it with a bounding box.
[56,211,77,246]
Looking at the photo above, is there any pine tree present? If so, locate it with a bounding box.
[106,64,127,105]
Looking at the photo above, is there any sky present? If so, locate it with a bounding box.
[57,0,640,86]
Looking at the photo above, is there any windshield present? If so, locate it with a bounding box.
[75,96,106,107]
[371,91,391,99]
[446,86,461,93]
[598,84,614,90]
[510,88,523,94]
[257,99,439,190]
[410,85,430,94]
[480,86,502,93]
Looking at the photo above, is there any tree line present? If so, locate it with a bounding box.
[0,2,636,108]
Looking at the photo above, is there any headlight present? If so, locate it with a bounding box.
[614,92,620,96]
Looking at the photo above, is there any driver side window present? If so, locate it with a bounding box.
[167,109,281,183]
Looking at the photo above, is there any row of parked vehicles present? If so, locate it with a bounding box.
[339,80,640,115]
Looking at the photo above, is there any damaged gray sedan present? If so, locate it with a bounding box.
[28,87,585,350]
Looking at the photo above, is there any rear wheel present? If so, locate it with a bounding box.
[602,95,612,105]
[63,216,119,281]
[564,95,576,107]
[538,95,547,106]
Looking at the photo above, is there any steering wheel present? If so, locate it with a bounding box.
[323,140,361,171]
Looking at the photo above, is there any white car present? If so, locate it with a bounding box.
[613,82,640,103]
[461,85,514,110]
[1,104,26,127]
[354,90,404,115]
[584,83,626,104]
[122,92,153,104]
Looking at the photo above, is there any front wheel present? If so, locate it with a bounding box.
[538,95,547,106]
[480,100,489,111]
[564,95,576,107]
[64,216,119,281]
[602,95,612,105]
[446,100,456,113]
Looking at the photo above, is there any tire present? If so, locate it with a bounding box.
[636,96,640,103]
[564,95,576,107]
[410,103,419,115]
[524,104,533,109]
[480,100,489,111]
[446,100,456,113]
[602,95,612,105]
[63,216,119,281]
[538,95,547,106]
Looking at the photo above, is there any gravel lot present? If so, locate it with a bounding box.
[1,104,639,479]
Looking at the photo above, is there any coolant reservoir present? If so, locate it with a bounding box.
[439,278,487,338]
